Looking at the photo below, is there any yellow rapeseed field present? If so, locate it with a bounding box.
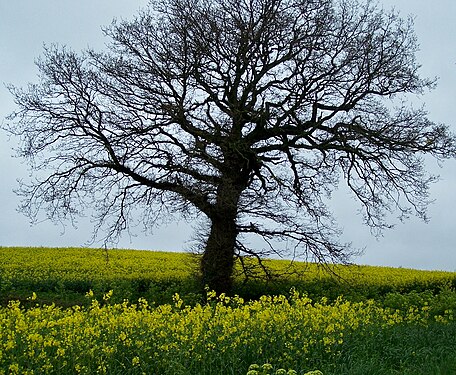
[1,247,454,298]
[1,289,452,374]
[1,247,456,374]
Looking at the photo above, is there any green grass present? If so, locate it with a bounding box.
[247,318,456,375]
[327,321,456,375]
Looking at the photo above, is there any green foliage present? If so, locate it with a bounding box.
[330,321,456,374]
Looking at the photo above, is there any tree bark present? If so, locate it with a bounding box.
[201,165,247,293]
[201,213,237,294]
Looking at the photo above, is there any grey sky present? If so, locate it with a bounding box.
[1,1,455,271]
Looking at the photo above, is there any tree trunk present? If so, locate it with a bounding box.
[201,170,245,294]
[201,214,237,294]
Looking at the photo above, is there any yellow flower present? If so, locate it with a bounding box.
[132,356,140,366]
[26,292,37,301]
[8,364,20,374]
[103,290,113,301]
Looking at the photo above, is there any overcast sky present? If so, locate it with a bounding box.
[1,1,455,271]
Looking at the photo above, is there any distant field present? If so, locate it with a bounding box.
[1,247,456,374]
[1,246,455,305]
[0,247,197,306]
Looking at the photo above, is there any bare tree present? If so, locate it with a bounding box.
[5,0,455,293]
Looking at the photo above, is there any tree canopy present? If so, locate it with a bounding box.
[6,0,455,292]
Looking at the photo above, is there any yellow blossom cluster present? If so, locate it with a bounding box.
[1,290,451,374]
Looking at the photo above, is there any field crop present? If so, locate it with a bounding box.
[1,289,455,375]
[1,247,455,305]
[1,247,456,374]
[0,247,199,306]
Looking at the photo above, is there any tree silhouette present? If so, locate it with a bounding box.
[6,0,455,293]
